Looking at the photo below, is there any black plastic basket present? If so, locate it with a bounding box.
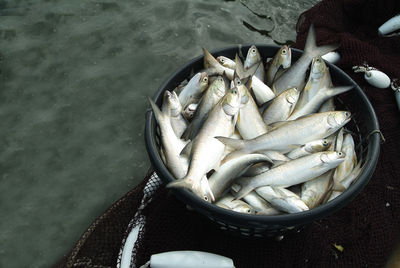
[144,45,381,238]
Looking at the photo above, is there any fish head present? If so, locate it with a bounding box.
[211,75,226,97]
[216,56,231,68]
[232,204,255,214]
[199,72,209,92]
[232,76,248,105]
[311,57,327,73]
[320,151,346,166]
[244,45,261,69]
[222,87,241,116]
[167,91,183,117]
[307,139,332,153]
[279,45,292,69]
[183,103,198,119]
[327,111,351,128]
[285,87,300,104]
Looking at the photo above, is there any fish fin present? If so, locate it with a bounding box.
[304,24,339,59]
[326,85,353,98]
[149,98,166,123]
[233,177,254,200]
[215,136,246,150]
[180,140,193,156]
[235,54,246,79]
[332,180,346,192]
[202,47,219,69]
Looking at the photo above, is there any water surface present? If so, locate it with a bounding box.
[0,0,318,267]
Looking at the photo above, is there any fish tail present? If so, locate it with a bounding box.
[304,24,339,59]
[202,47,219,69]
[149,98,166,124]
[326,85,353,97]
[215,136,246,150]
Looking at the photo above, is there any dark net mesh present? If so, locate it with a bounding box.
[53,0,400,267]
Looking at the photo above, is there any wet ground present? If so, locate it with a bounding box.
[0,0,319,267]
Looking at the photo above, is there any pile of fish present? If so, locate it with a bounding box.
[149,25,362,215]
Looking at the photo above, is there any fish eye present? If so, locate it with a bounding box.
[282,49,287,54]
[204,196,209,201]
[231,89,237,94]
[203,77,208,82]
[323,141,329,145]
[236,79,241,85]
[338,152,343,156]
[316,58,321,63]
[251,49,256,53]
[247,209,251,213]
[344,112,350,117]
[220,58,224,62]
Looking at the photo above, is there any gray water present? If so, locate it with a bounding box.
[0,0,319,267]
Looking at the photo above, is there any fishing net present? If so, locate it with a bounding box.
[53,0,400,267]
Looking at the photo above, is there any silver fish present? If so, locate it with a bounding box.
[235,76,269,139]
[327,162,362,202]
[167,88,241,200]
[183,76,226,140]
[272,25,338,95]
[178,72,209,109]
[216,56,236,69]
[150,98,214,202]
[231,184,281,215]
[234,151,346,199]
[162,90,188,138]
[208,153,272,200]
[295,57,329,110]
[216,193,255,214]
[301,170,334,209]
[255,186,309,213]
[286,139,331,159]
[266,45,291,86]
[288,86,353,120]
[262,87,300,125]
[244,45,265,82]
[217,111,351,155]
[333,133,357,187]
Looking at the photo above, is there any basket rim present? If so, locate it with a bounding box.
[145,44,381,226]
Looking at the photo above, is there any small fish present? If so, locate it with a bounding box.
[301,170,334,209]
[216,56,236,69]
[216,193,255,214]
[250,75,276,106]
[295,57,329,110]
[183,76,226,140]
[208,153,272,200]
[234,75,269,139]
[286,139,331,159]
[178,72,209,109]
[273,25,338,95]
[231,184,281,215]
[162,90,188,138]
[167,88,241,201]
[327,161,362,202]
[266,45,291,86]
[217,111,351,155]
[234,151,346,199]
[288,86,353,120]
[254,186,309,213]
[333,133,357,188]
[262,87,300,125]
[244,45,265,82]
